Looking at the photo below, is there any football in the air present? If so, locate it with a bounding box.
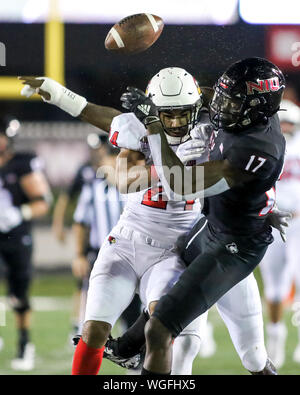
[104,13,164,54]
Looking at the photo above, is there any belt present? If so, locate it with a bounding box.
[113,225,175,250]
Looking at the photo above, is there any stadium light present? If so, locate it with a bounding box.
[240,0,300,24]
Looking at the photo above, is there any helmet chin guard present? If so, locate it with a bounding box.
[146,67,203,141]
[165,132,190,145]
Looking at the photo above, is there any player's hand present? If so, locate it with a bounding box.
[72,255,90,279]
[0,206,23,233]
[176,139,207,165]
[18,76,51,100]
[19,76,87,117]
[120,87,159,126]
[268,207,292,242]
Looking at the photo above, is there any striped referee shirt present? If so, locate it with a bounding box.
[73,177,123,249]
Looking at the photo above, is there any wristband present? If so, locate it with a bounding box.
[36,77,87,117]
[20,204,33,221]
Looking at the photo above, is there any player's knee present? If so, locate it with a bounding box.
[82,320,111,348]
[145,317,172,350]
[241,344,268,372]
[9,295,30,314]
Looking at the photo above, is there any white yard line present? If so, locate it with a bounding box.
[0,296,71,311]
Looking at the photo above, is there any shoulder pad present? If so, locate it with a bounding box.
[109,113,147,151]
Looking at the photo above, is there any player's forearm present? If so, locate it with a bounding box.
[116,154,152,194]
[146,122,230,199]
[20,76,121,132]
[21,200,49,220]
[72,223,89,256]
[80,103,122,132]
[52,193,69,227]
[117,165,152,194]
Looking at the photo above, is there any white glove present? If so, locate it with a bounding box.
[109,113,147,151]
[176,139,207,165]
[267,206,292,242]
[190,123,213,142]
[21,77,87,117]
[0,206,23,233]
[21,84,36,98]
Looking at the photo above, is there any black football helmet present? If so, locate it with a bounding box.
[209,57,286,131]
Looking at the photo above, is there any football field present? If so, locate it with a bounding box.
[0,272,299,375]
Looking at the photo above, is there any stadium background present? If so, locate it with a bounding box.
[0,0,300,375]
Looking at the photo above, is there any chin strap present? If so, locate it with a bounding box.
[165,133,190,146]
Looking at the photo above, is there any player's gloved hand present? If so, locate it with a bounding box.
[190,123,213,144]
[0,206,23,233]
[19,76,87,117]
[267,206,292,242]
[176,139,207,165]
[120,87,160,126]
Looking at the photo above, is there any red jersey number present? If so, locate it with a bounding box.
[141,186,167,210]
[109,131,119,147]
[141,187,195,211]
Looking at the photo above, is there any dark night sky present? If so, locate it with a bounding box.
[0,21,298,121]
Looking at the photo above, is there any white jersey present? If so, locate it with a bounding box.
[276,130,300,213]
[110,113,202,244]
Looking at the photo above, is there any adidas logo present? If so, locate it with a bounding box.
[138,104,151,115]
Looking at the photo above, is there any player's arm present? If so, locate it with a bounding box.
[18,76,121,132]
[72,184,93,278]
[20,171,52,219]
[119,87,254,199]
[116,148,154,194]
[51,192,70,243]
[146,122,253,199]
[72,223,91,278]
[80,103,121,132]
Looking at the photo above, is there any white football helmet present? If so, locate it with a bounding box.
[146,67,203,144]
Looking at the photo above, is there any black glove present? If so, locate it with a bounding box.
[120,87,160,126]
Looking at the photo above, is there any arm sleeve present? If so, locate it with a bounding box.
[225,146,277,180]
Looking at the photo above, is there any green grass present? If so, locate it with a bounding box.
[0,273,299,375]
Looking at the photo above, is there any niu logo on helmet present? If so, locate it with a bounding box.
[246,77,280,95]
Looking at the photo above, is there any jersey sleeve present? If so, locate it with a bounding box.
[109,113,147,151]
[17,154,45,177]
[224,146,278,180]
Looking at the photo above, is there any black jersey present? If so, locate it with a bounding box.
[67,161,95,199]
[202,114,285,236]
[0,152,44,238]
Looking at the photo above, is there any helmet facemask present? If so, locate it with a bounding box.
[209,86,247,130]
[158,101,202,144]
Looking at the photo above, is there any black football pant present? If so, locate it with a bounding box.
[152,217,272,337]
[0,234,33,313]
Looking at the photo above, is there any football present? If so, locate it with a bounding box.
[104,13,164,54]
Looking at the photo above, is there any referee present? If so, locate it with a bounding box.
[72,136,140,335]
